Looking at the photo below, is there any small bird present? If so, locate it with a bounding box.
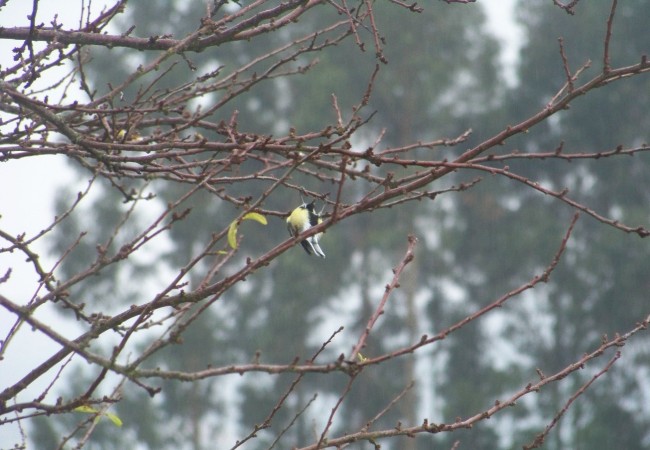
[286,200,325,257]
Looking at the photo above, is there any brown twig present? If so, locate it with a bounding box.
[349,235,418,361]
[557,37,574,92]
[523,352,622,449]
[602,0,618,73]
[296,318,650,449]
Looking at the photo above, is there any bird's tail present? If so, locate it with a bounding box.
[308,237,326,258]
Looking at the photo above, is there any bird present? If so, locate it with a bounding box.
[286,200,325,257]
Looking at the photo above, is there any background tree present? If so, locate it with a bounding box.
[1,1,649,449]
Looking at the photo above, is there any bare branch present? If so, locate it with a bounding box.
[349,235,417,361]
[523,352,622,450]
[603,0,618,73]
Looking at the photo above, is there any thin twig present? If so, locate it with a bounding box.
[523,352,622,449]
[602,0,618,73]
[349,235,418,361]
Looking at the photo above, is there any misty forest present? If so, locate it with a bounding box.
[1,0,650,449]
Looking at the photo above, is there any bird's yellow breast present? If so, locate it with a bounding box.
[287,206,309,233]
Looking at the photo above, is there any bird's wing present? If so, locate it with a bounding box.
[300,239,313,255]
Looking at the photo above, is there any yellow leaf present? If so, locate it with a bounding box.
[242,212,267,225]
[106,412,123,427]
[74,405,97,414]
[74,405,123,428]
[227,212,267,249]
[227,221,239,249]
